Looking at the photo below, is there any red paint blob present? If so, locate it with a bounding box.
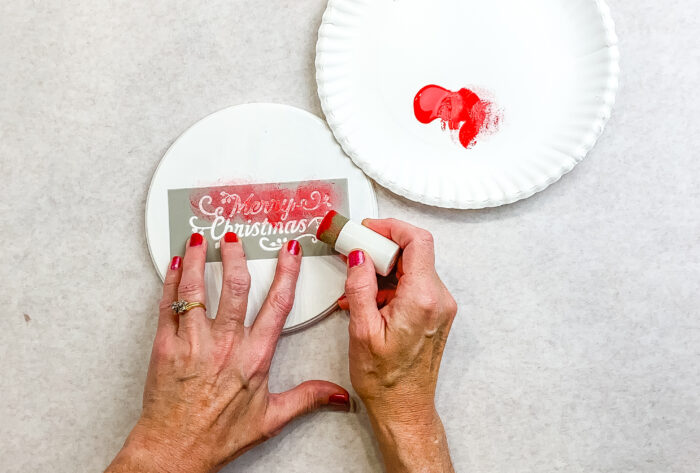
[414,84,500,149]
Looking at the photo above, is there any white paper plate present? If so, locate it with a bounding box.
[146,104,377,333]
[316,0,620,208]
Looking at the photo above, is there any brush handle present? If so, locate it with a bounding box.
[335,220,399,277]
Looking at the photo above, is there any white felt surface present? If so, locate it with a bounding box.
[0,1,698,472]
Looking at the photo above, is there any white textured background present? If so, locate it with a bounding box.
[1,1,698,472]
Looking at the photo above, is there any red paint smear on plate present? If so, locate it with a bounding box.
[414,84,501,149]
[189,181,340,225]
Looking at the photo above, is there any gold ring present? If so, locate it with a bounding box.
[171,300,207,315]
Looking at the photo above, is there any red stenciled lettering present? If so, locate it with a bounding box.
[190,181,340,226]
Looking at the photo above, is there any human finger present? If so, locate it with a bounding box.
[338,288,396,311]
[212,232,250,339]
[264,381,354,435]
[362,218,435,275]
[250,240,302,350]
[157,256,183,336]
[176,233,211,342]
[345,250,384,337]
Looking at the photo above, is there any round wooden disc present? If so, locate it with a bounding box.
[146,104,377,332]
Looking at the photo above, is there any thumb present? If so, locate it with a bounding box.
[265,381,355,434]
[338,288,397,311]
[345,250,383,334]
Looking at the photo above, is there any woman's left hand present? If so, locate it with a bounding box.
[106,234,352,473]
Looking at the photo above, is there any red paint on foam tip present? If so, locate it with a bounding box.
[316,210,339,240]
[414,84,500,149]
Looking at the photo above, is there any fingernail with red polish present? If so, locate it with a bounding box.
[224,232,238,243]
[348,250,365,268]
[170,256,182,270]
[287,240,300,255]
[190,233,204,247]
[329,392,351,412]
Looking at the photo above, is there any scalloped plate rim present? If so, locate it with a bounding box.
[315,0,621,209]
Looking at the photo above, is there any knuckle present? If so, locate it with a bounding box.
[247,351,269,378]
[260,424,283,441]
[163,277,179,290]
[303,389,321,412]
[445,294,458,318]
[178,281,204,299]
[413,292,440,314]
[223,274,251,297]
[349,322,371,342]
[151,335,175,362]
[158,297,174,313]
[268,291,294,315]
[277,260,300,279]
[345,278,372,296]
[416,229,435,246]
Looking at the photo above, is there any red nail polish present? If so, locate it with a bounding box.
[329,392,350,411]
[170,256,182,270]
[224,232,238,243]
[348,250,365,268]
[190,233,204,247]
[287,240,300,255]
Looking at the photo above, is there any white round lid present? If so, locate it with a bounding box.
[146,103,377,332]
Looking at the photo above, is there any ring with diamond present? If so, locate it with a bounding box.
[171,300,206,315]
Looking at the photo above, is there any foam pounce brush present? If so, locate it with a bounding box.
[316,210,400,277]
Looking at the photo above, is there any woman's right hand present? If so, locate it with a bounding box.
[342,218,457,473]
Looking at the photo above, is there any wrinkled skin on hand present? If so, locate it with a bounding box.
[106,236,351,473]
[106,217,457,473]
[343,219,458,473]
